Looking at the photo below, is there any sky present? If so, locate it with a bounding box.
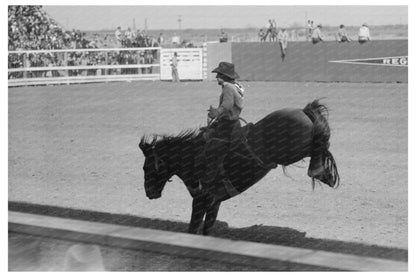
[42,5,408,31]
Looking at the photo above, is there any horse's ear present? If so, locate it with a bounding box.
[139,143,151,156]
[139,138,150,155]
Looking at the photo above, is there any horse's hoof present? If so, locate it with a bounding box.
[314,172,335,187]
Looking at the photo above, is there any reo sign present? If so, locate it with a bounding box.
[329,56,408,67]
[383,57,408,66]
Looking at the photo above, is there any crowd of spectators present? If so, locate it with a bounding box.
[305,19,371,44]
[8,6,93,51]
[8,5,159,79]
[257,19,278,42]
[256,18,372,45]
[115,27,196,48]
[115,27,161,48]
[254,18,372,61]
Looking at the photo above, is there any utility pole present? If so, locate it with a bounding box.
[304,11,308,27]
[178,15,182,30]
[144,18,148,31]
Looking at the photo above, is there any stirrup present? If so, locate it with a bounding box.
[198,179,213,192]
[198,179,203,191]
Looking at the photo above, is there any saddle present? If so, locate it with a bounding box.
[195,122,277,196]
[200,121,252,143]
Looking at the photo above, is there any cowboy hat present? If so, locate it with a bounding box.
[212,62,239,79]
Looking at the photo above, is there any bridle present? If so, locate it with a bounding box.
[151,145,173,182]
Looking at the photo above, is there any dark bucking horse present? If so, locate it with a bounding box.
[139,100,339,235]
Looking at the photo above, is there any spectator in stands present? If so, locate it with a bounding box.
[219,29,228,43]
[158,33,164,45]
[87,34,99,48]
[270,19,278,42]
[145,51,154,73]
[336,24,352,42]
[134,30,144,47]
[10,21,18,34]
[172,33,180,45]
[108,52,120,75]
[79,54,88,76]
[138,51,145,74]
[258,29,266,42]
[265,19,274,41]
[306,20,313,41]
[171,52,180,82]
[149,36,158,47]
[272,19,278,30]
[8,54,23,78]
[124,27,134,47]
[358,23,371,44]
[277,28,289,60]
[115,26,123,47]
[311,24,324,44]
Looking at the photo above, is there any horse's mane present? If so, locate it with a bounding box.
[140,128,201,148]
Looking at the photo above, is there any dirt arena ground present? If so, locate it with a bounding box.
[8,80,407,255]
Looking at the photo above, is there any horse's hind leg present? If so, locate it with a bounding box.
[203,201,221,235]
[188,196,207,234]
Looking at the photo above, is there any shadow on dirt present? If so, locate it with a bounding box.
[9,201,407,262]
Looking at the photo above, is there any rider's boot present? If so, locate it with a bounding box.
[199,139,228,191]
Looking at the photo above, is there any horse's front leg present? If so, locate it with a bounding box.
[203,201,221,235]
[188,195,207,234]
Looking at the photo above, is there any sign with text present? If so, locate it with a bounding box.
[329,56,408,67]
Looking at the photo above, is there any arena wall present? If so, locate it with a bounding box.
[231,40,408,83]
[206,42,232,81]
[8,40,407,86]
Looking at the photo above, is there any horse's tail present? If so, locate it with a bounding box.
[303,99,340,189]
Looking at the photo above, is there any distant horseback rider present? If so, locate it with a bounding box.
[198,62,244,190]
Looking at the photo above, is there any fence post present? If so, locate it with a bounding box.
[105,52,108,75]
[23,53,28,79]
[159,49,162,80]
[64,52,68,77]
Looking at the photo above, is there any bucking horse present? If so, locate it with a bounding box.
[139,99,339,235]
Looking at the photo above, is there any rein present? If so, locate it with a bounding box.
[151,145,163,171]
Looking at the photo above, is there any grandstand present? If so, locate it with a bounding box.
[8,5,91,51]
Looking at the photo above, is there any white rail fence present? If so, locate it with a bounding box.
[8,47,204,87]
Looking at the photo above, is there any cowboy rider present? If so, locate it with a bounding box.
[199,62,244,190]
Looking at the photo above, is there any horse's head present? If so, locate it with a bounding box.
[139,138,173,200]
